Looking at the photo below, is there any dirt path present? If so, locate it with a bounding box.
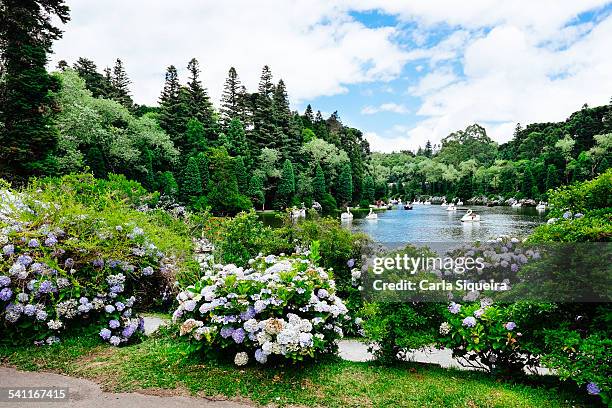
[0,367,253,408]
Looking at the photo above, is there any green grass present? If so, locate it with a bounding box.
[0,331,598,408]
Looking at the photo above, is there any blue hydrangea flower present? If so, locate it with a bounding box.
[255,348,268,364]
[64,258,74,268]
[2,244,14,256]
[142,266,154,276]
[92,258,104,268]
[109,319,120,329]
[24,304,37,316]
[0,275,10,287]
[462,316,477,328]
[220,326,235,338]
[105,305,115,313]
[17,255,33,266]
[448,302,461,314]
[347,259,355,268]
[232,328,246,344]
[99,328,112,340]
[35,309,48,321]
[109,336,121,346]
[0,287,13,301]
[505,321,516,331]
[38,280,55,294]
[115,302,125,312]
[586,382,600,395]
[562,211,572,219]
[28,238,40,248]
[122,323,137,338]
[44,236,58,247]
[239,306,256,321]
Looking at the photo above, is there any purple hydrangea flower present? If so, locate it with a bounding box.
[239,306,256,321]
[2,244,14,256]
[448,302,461,314]
[347,259,355,268]
[505,322,516,331]
[100,328,112,340]
[562,211,572,219]
[142,266,154,276]
[0,276,10,287]
[0,287,13,301]
[105,305,115,313]
[64,258,74,268]
[44,236,58,247]
[17,255,33,266]
[35,310,48,321]
[183,300,196,312]
[109,284,124,294]
[586,382,600,395]
[24,304,37,316]
[109,336,121,346]
[574,213,584,219]
[510,263,519,273]
[220,326,235,338]
[122,323,137,338]
[115,302,125,312]
[28,239,40,248]
[473,309,485,318]
[38,280,55,294]
[255,348,268,364]
[92,258,104,268]
[108,260,120,268]
[232,328,246,344]
[109,319,120,329]
[462,316,477,328]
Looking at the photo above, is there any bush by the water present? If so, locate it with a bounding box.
[0,174,193,345]
[173,246,349,365]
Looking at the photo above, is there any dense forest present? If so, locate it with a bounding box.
[1,0,611,215]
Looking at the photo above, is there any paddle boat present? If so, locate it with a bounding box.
[446,203,457,211]
[456,200,464,206]
[511,201,522,208]
[536,201,547,210]
[340,207,353,221]
[461,209,481,222]
[365,208,378,220]
[440,200,448,207]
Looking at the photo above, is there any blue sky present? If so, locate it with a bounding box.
[50,1,612,152]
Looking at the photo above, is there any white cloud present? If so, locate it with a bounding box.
[361,102,409,114]
[50,0,410,106]
[365,131,414,152]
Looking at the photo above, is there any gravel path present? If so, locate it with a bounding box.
[0,367,251,408]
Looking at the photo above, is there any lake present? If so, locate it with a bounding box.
[348,205,548,251]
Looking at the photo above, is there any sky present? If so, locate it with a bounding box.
[49,0,612,152]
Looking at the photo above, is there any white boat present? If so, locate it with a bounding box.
[440,200,448,207]
[536,201,547,210]
[461,209,480,222]
[365,208,378,220]
[457,200,464,206]
[446,203,457,211]
[511,202,522,208]
[340,207,353,221]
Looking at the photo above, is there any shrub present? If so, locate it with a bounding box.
[172,249,348,365]
[438,301,539,375]
[0,175,191,345]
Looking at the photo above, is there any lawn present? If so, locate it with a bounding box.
[0,329,596,408]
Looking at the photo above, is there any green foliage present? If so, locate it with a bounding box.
[276,159,295,208]
[205,148,251,215]
[312,163,326,202]
[248,175,265,210]
[156,171,179,197]
[337,163,353,205]
[234,156,249,194]
[181,156,203,201]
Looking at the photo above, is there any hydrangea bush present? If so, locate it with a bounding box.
[438,300,539,374]
[0,176,189,346]
[173,247,349,365]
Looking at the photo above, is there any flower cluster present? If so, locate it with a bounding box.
[0,187,175,346]
[173,253,348,365]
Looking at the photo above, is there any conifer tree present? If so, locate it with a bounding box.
[184,118,206,156]
[252,65,277,152]
[158,65,188,147]
[234,156,249,194]
[73,57,108,97]
[313,110,329,141]
[186,58,215,131]
[337,162,353,205]
[157,171,179,197]
[86,146,107,179]
[362,175,375,203]
[545,164,559,191]
[277,159,295,208]
[312,162,326,202]
[249,174,265,210]
[195,152,209,192]
[0,0,69,178]
[303,104,314,128]
[220,67,246,128]
[110,58,134,109]
[181,156,202,201]
[141,148,155,190]
[226,119,251,167]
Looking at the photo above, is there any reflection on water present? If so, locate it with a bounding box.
[348,205,547,250]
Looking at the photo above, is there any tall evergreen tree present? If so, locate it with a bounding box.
[234,156,249,194]
[248,174,265,210]
[158,65,188,148]
[337,162,353,205]
[312,162,326,202]
[181,156,202,201]
[226,119,251,165]
[545,164,560,192]
[109,58,133,109]
[276,159,295,208]
[220,67,246,128]
[195,152,209,192]
[303,104,314,128]
[252,65,277,152]
[157,171,179,197]
[72,57,108,97]
[184,118,206,157]
[0,0,70,178]
[186,58,215,131]
[313,110,329,141]
[362,175,375,203]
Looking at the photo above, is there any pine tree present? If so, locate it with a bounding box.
[0,0,70,178]
[337,162,353,205]
[110,58,134,109]
[226,119,252,168]
[195,152,209,192]
[252,65,277,152]
[424,140,433,157]
[141,148,155,190]
[362,175,375,203]
[181,156,202,201]
[313,110,329,141]
[72,57,108,97]
[157,171,179,197]
[312,162,326,202]
[249,174,265,210]
[545,164,559,191]
[521,165,537,197]
[303,104,314,128]
[184,118,206,156]
[158,65,189,148]
[186,58,215,131]
[220,67,246,128]
[234,156,249,194]
[277,159,295,208]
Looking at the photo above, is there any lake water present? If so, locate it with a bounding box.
[348,205,547,250]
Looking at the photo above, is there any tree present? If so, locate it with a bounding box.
[181,156,202,201]
[248,175,265,210]
[109,58,133,109]
[234,155,249,194]
[312,162,326,202]
[158,65,188,148]
[545,164,559,192]
[521,164,537,198]
[73,57,109,97]
[337,162,353,205]
[362,175,375,203]
[555,135,576,183]
[273,79,294,159]
[226,119,250,162]
[186,58,215,131]
[86,146,106,178]
[220,67,246,128]
[206,148,251,215]
[252,65,277,151]
[157,171,178,197]
[0,0,70,178]
[277,159,295,208]
[184,118,206,156]
[195,152,209,193]
[303,104,314,128]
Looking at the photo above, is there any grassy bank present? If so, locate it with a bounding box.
[0,330,595,408]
